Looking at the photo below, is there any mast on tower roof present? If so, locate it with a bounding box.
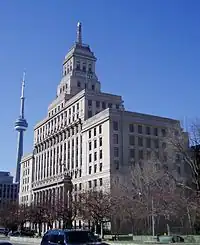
[76,22,82,45]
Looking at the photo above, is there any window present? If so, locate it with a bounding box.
[96,101,100,108]
[161,128,167,137]
[82,63,86,72]
[138,137,143,147]
[88,110,92,118]
[100,150,103,159]
[89,130,91,138]
[88,181,92,188]
[89,166,92,174]
[129,149,135,158]
[92,85,95,91]
[76,61,80,70]
[94,164,97,173]
[89,154,92,162]
[74,184,77,191]
[88,64,92,72]
[108,103,112,108]
[146,138,151,148]
[146,126,151,135]
[99,125,102,134]
[94,152,97,161]
[129,135,135,145]
[77,81,81,87]
[99,162,102,172]
[94,179,97,187]
[94,140,97,148]
[99,137,102,146]
[102,102,106,109]
[154,139,159,148]
[129,124,134,132]
[94,128,96,136]
[139,150,144,159]
[79,183,82,190]
[154,128,158,136]
[114,160,119,170]
[99,178,103,186]
[113,121,118,131]
[138,125,143,134]
[113,134,119,144]
[88,100,92,106]
[114,147,119,157]
[116,104,120,109]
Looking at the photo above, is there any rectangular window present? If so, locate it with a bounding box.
[100,150,103,159]
[88,181,92,188]
[93,179,97,187]
[138,125,143,134]
[79,183,82,190]
[129,149,135,158]
[114,160,119,170]
[96,101,100,108]
[89,142,92,151]
[89,130,91,139]
[89,166,92,174]
[94,128,96,136]
[94,152,97,161]
[94,140,97,148]
[154,128,158,136]
[129,124,134,133]
[147,151,151,160]
[154,139,159,148]
[99,178,103,186]
[113,134,119,144]
[89,154,92,162]
[99,137,102,147]
[139,150,144,159]
[94,164,97,173]
[146,138,151,148]
[161,128,166,137]
[116,104,120,109]
[129,135,135,145]
[88,100,92,106]
[113,121,118,131]
[102,102,106,109]
[114,147,119,157]
[108,103,112,108]
[146,126,151,135]
[138,137,143,147]
[99,125,102,134]
[99,162,102,172]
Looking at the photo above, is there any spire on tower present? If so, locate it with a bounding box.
[76,22,82,45]
[20,72,26,119]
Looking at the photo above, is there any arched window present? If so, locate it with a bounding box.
[92,84,95,91]
[88,64,92,73]
[76,61,80,70]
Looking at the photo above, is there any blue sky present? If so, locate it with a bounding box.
[0,0,200,175]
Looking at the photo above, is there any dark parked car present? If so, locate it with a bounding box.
[41,229,102,245]
[0,241,14,245]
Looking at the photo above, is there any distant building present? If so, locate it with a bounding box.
[0,171,19,209]
[19,22,189,233]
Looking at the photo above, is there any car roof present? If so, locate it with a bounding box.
[0,241,13,245]
[45,229,90,235]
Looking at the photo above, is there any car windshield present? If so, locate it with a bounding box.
[65,231,97,244]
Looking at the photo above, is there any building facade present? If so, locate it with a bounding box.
[19,23,188,231]
[0,171,19,209]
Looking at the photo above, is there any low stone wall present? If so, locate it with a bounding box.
[10,236,41,244]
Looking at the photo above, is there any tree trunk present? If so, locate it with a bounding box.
[100,222,103,239]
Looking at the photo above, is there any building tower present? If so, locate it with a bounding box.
[14,73,28,183]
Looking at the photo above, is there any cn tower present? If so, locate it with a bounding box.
[14,73,28,183]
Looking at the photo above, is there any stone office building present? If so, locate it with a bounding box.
[19,23,188,232]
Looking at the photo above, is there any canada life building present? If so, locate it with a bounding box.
[19,23,186,222]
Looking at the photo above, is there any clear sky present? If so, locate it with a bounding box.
[0,0,200,175]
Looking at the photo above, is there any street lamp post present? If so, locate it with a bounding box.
[151,198,155,237]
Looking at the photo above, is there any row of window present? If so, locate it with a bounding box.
[21,195,28,203]
[23,168,30,177]
[89,137,102,150]
[88,178,103,188]
[113,121,167,137]
[22,185,29,193]
[88,125,102,138]
[89,150,103,162]
[89,163,102,174]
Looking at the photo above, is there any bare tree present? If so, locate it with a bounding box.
[79,190,115,238]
